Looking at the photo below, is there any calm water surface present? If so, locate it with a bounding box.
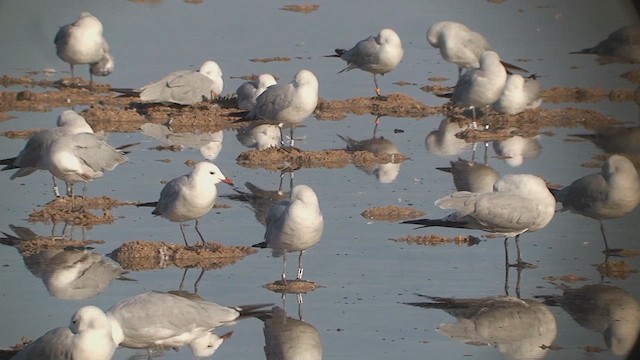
[0,0,639,359]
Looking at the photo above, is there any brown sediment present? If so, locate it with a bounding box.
[249,57,292,63]
[621,69,640,84]
[280,4,320,13]
[597,260,638,280]
[263,279,321,293]
[0,230,105,257]
[361,206,425,222]
[315,93,443,119]
[392,234,481,247]
[28,196,135,226]
[108,240,257,271]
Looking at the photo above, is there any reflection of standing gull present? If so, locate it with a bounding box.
[451,51,507,126]
[137,60,224,105]
[253,185,324,282]
[403,174,556,267]
[572,126,640,156]
[558,284,640,356]
[427,21,526,78]
[137,162,234,247]
[54,12,114,86]
[425,117,471,156]
[551,154,640,252]
[140,122,223,160]
[236,123,282,150]
[328,28,404,96]
[492,74,542,115]
[405,295,557,360]
[437,158,499,193]
[12,306,116,360]
[1,110,94,196]
[338,133,402,183]
[107,291,269,357]
[571,25,640,64]
[228,182,291,226]
[236,74,278,110]
[492,134,542,167]
[245,69,318,146]
[259,306,323,360]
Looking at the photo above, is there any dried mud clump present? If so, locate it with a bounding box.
[392,234,481,247]
[280,4,320,13]
[29,196,133,226]
[315,93,444,119]
[109,240,257,271]
[361,206,425,222]
[597,260,637,280]
[264,279,321,294]
[0,230,105,257]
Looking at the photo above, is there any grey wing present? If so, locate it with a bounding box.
[10,130,63,179]
[153,175,187,215]
[139,70,192,102]
[556,174,606,211]
[71,133,128,172]
[264,200,289,242]
[451,71,475,104]
[252,85,293,120]
[54,24,72,48]
[12,327,73,360]
[164,72,213,104]
[340,36,380,71]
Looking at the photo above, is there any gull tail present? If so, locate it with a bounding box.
[500,60,528,74]
[570,47,597,55]
[434,92,452,99]
[401,218,469,229]
[235,303,274,319]
[137,201,159,208]
[252,241,268,248]
[324,48,347,58]
[111,88,141,97]
[436,166,452,173]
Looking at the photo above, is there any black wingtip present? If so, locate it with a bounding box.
[252,241,268,248]
[137,201,159,208]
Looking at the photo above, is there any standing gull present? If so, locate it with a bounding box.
[137,60,224,105]
[54,12,114,87]
[427,21,526,78]
[403,174,556,268]
[492,74,543,115]
[451,51,508,127]
[12,306,116,360]
[551,154,640,253]
[253,184,324,283]
[327,28,403,97]
[571,24,640,64]
[1,110,94,196]
[138,162,234,247]
[244,69,318,147]
[235,73,277,110]
[107,291,270,357]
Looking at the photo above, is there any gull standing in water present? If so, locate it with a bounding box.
[235,73,277,110]
[451,51,507,127]
[134,60,223,105]
[403,174,556,268]
[244,69,318,147]
[11,306,116,360]
[253,184,324,283]
[327,28,403,97]
[138,162,234,247]
[551,154,640,253]
[54,12,114,87]
[427,21,527,78]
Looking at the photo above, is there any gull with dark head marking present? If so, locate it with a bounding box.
[451,51,507,127]
[235,73,277,110]
[137,60,224,105]
[12,305,116,360]
[403,174,556,268]
[137,162,234,247]
[427,21,527,78]
[253,184,323,283]
[551,154,640,253]
[328,28,403,97]
[244,69,318,147]
[54,12,114,87]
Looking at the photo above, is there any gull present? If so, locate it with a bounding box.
[327,28,403,97]
[43,132,128,203]
[405,295,557,360]
[492,74,543,115]
[12,305,116,360]
[403,174,556,268]
[107,291,271,357]
[1,110,94,197]
[137,162,234,247]
[551,154,640,253]
[54,12,114,87]
[436,158,500,193]
[253,184,324,282]
[235,73,277,110]
[427,21,527,78]
[451,51,508,127]
[571,24,640,64]
[137,60,224,105]
[244,69,318,147]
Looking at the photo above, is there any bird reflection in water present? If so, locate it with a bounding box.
[140,122,223,161]
[492,132,542,167]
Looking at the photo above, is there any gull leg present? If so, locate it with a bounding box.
[373,74,381,96]
[600,221,622,255]
[195,219,206,247]
[179,223,189,247]
[52,176,60,198]
[504,237,510,295]
[471,107,478,129]
[282,252,288,285]
[296,250,304,280]
[70,64,75,78]
[513,235,537,269]
[194,268,205,293]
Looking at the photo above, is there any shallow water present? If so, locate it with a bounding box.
[1,0,640,359]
